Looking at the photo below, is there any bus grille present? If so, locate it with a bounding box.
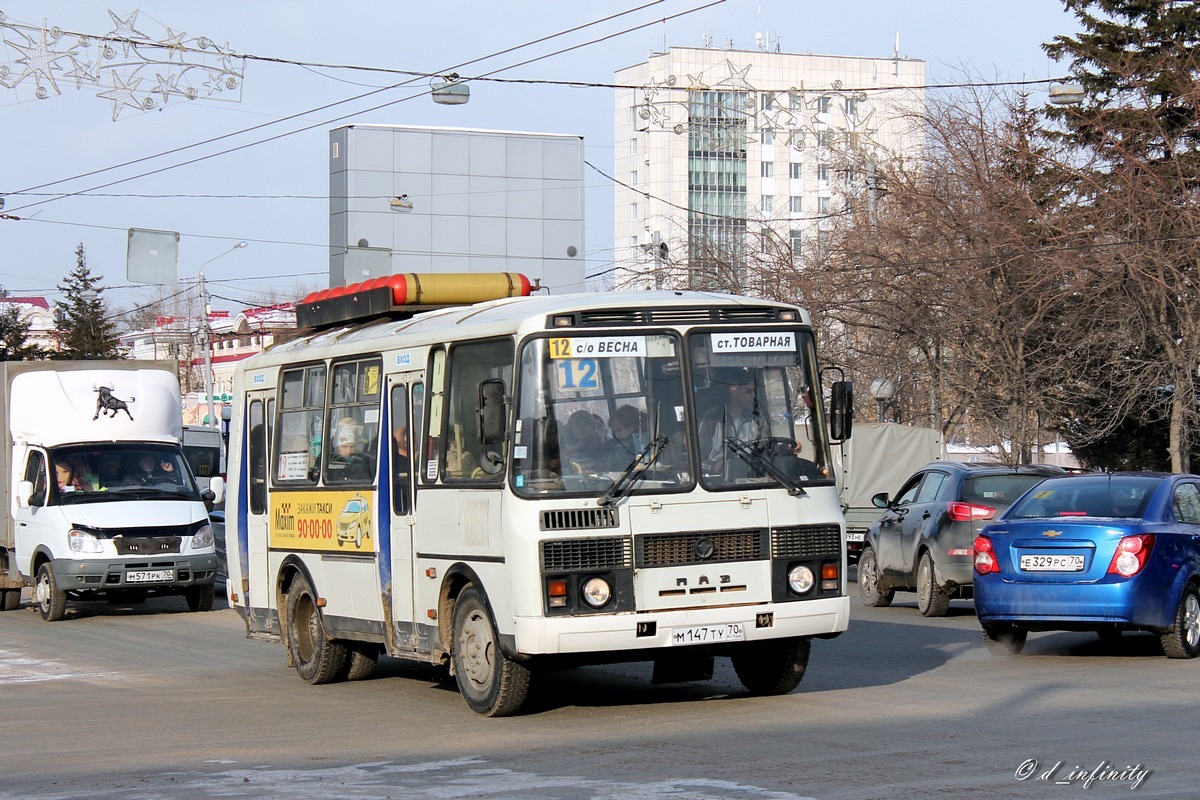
[771,525,842,558]
[636,529,768,567]
[541,537,632,572]
[540,507,619,531]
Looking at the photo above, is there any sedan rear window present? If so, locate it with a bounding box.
[1006,476,1160,519]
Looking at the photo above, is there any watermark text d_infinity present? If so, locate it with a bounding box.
[1015,758,1150,790]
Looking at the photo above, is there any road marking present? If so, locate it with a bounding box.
[0,648,116,685]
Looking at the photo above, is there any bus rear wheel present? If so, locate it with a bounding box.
[731,637,811,695]
[287,574,347,684]
[452,585,530,716]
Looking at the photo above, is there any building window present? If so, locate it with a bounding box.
[790,195,803,213]
[817,164,829,183]
[847,97,859,117]
[631,202,639,220]
[760,195,774,214]
[789,162,802,180]
[762,91,774,111]
[761,128,774,145]
[818,96,831,113]
[818,197,831,214]
[631,169,639,187]
[790,229,802,253]
[761,161,773,178]
[631,138,639,155]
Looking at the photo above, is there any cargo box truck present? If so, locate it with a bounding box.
[0,361,224,620]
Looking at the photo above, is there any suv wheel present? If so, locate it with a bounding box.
[916,551,950,617]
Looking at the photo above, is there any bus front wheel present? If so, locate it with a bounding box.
[451,585,530,717]
[286,574,347,684]
[731,636,811,695]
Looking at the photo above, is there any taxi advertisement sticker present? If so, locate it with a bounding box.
[270,489,376,553]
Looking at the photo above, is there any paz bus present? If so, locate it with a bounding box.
[224,273,854,716]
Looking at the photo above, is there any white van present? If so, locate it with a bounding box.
[0,362,224,620]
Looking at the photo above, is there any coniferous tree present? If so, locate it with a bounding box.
[54,243,121,360]
[1043,0,1200,470]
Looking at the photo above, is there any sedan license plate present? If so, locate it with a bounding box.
[1019,554,1084,572]
[126,569,175,584]
[671,623,746,646]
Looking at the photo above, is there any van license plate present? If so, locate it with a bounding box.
[126,569,175,584]
[671,623,746,645]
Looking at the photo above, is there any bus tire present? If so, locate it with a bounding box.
[286,574,347,684]
[185,583,215,612]
[452,585,530,717]
[340,641,379,681]
[731,636,810,695]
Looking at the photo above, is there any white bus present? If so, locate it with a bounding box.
[225,273,854,716]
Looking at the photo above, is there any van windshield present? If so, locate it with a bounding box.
[52,444,202,505]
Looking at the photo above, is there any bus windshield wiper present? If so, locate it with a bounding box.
[597,435,669,507]
[724,437,807,496]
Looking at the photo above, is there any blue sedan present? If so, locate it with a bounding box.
[973,472,1200,657]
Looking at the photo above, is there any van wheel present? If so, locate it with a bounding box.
[1161,583,1200,659]
[732,637,810,695]
[185,583,215,612]
[286,575,347,684]
[857,548,893,607]
[452,585,530,716]
[916,552,951,617]
[35,563,67,622]
[1,589,20,611]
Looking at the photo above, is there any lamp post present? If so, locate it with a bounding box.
[870,378,895,422]
[197,241,247,428]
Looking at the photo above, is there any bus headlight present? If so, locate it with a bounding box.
[581,576,612,608]
[787,564,815,595]
[190,524,214,550]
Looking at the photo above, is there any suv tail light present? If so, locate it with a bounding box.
[1107,534,1154,577]
[948,501,996,523]
[974,535,1000,574]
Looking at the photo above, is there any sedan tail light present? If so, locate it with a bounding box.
[1106,534,1154,578]
[974,535,1000,574]
[948,501,996,522]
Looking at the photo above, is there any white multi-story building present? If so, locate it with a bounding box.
[614,45,926,291]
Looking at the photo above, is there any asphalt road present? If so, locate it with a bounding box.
[0,580,1188,799]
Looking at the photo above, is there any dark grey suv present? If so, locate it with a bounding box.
[857,461,1064,616]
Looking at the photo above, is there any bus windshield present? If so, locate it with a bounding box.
[513,333,692,497]
[688,328,833,491]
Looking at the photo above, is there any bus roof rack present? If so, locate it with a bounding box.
[297,272,534,330]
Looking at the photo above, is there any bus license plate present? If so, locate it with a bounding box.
[1019,555,1084,572]
[671,623,746,646]
[126,569,175,584]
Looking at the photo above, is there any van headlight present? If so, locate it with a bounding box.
[190,523,214,550]
[68,529,104,553]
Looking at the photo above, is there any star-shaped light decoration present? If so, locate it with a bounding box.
[63,54,99,89]
[105,10,149,56]
[7,25,76,97]
[96,71,143,120]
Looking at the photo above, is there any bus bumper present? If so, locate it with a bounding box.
[512,595,849,655]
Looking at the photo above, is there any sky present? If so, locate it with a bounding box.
[0,0,1081,316]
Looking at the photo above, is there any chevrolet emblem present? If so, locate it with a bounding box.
[1042,530,1064,537]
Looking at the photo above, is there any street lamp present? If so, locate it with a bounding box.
[870,378,895,422]
[197,241,247,429]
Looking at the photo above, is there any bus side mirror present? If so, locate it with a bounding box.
[830,380,854,441]
[208,476,226,505]
[478,379,506,445]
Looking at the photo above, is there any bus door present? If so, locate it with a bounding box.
[240,393,273,613]
[385,374,423,651]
